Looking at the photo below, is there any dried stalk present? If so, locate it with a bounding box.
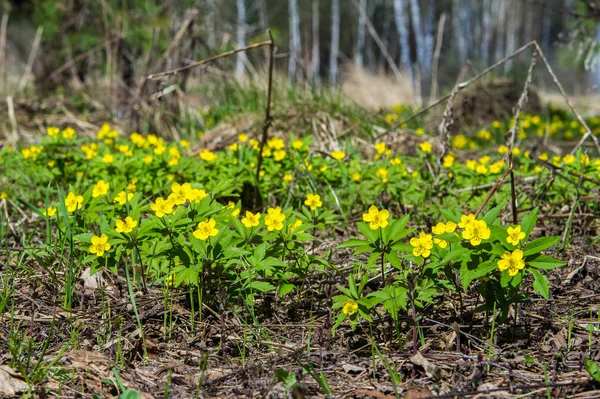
[18,27,43,92]
[147,39,273,80]
[255,30,276,183]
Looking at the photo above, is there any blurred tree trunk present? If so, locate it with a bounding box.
[330,0,340,84]
[311,0,320,83]
[355,0,367,67]
[542,0,553,53]
[207,0,216,48]
[494,0,506,61]
[423,0,435,72]
[289,0,301,81]
[409,0,425,72]
[365,0,376,71]
[257,0,268,30]
[235,0,246,80]
[481,0,492,63]
[453,0,472,64]
[504,0,518,72]
[393,0,414,82]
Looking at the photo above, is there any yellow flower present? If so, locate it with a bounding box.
[47,126,60,138]
[563,154,575,165]
[416,127,424,136]
[102,153,114,164]
[410,232,434,258]
[143,155,153,164]
[154,144,166,155]
[199,149,217,162]
[362,205,390,230]
[331,151,346,161]
[506,225,526,246]
[289,219,303,232]
[193,218,219,240]
[539,152,549,161]
[238,133,248,142]
[65,192,84,213]
[452,135,468,149]
[267,137,285,150]
[292,139,304,150]
[432,221,457,235]
[443,155,455,168]
[43,207,57,217]
[477,129,491,140]
[497,145,508,154]
[190,188,209,203]
[462,220,491,246]
[434,238,448,248]
[374,142,387,155]
[62,127,76,139]
[458,214,476,229]
[116,216,137,233]
[92,180,110,198]
[227,202,240,217]
[497,249,525,276]
[283,173,293,182]
[169,182,191,205]
[264,207,286,231]
[352,172,361,181]
[114,191,134,206]
[273,149,286,161]
[47,160,56,168]
[0,192,7,199]
[180,139,190,148]
[376,168,388,183]
[228,142,238,151]
[342,300,358,315]
[89,234,110,256]
[241,211,261,228]
[150,197,174,217]
[419,141,432,153]
[304,193,323,211]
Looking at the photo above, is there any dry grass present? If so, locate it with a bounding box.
[340,65,418,110]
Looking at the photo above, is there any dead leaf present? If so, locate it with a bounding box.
[410,352,443,380]
[342,363,365,374]
[0,366,28,397]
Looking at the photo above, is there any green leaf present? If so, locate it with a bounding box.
[278,283,295,297]
[248,281,275,292]
[584,358,600,383]
[357,222,379,243]
[521,207,539,239]
[460,260,497,290]
[338,238,369,249]
[529,269,549,299]
[439,208,461,223]
[528,254,566,270]
[523,236,560,256]
[440,246,469,265]
[386,215,410,242]
[483,202,506,225]
[386,251,402,269]
[275,369,297,389]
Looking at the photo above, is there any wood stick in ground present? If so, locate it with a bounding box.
[18,27,43,92]
[475,165,513,218]
[47,37,122,82]
[350,0,403,82]
[374,41,538,141]
[147,39,273,80]
[429,13,446,102]
[0,14,8,94]
[255,30,275,183]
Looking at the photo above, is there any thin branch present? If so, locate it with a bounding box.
[255,30,276,183]
[18,27,43,92]
[147,39,273,80]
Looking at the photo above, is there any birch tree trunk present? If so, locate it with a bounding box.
[355,0,367,67]
[289,0,302,81]
[542,0,553,53]
[504,0,518,72]
[393,0,414,83]
[409,0,425,72]
[330,0,340,84]
[423,0,436,72]
[481,0,492,63]
[207,0,216,48]
[235,0,246,80]
[494,0,506,61]
[311,0,320,83]
[452,0,467,64]
[257,0,268,30]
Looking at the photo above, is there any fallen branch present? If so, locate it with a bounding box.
[147,39,273,80]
